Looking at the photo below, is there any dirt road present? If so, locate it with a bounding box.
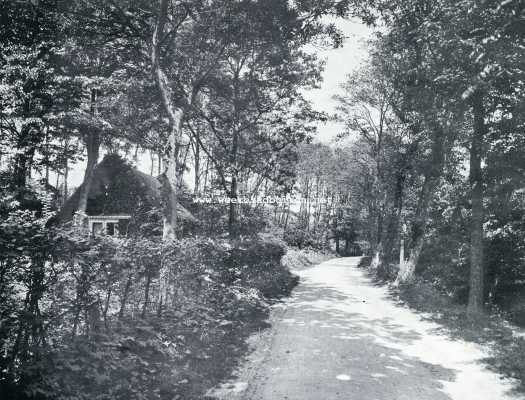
[208,257,524,400]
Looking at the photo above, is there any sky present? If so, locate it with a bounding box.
[305,17,373,143]
[63,18,373,187]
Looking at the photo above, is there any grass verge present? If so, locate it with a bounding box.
[281,247,334,271]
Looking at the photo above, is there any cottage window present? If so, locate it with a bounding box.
[87,215,130,237]
[92,222,104,236]
[106,222,116,236]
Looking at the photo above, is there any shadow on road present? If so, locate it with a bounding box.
[265,281,457,400]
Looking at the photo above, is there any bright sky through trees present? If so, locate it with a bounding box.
[306,17,373,143]
[60,18,372,187]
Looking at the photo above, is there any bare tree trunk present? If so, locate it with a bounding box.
[152,0,185,240]
[229,172,238,238]
[77,132,100,216]
[467,92,486,316]
[396,126,445,283]
[283,202,290,230]
[193,136,200,195]
[370,210,384,269]
[203,157,210,194]
[77,88,101,219]
[150,150,155,176]
[228,62,241,238]
[397,231,424,283]
[370,243,383,269]
[141,272,152,318]
[44,128,50,186]
[179,142,190,188]
[13,100,39,194]
[303,179,310,230]
[399,235,405,269]
[118,273,133,320]
[159,143,180,240]
[381,172,405,270]
[63,140,69,202]
[13,127,34,191]
[103,285,111,328]
[323,192,335,244]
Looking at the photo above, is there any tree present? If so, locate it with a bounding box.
[0,0,81,203]
[350,0,525,312]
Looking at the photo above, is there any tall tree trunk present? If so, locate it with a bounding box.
[399,232,405,270]
[159,139,181,240]
[283,202,290,230]
[118,272,133,319]
[321,191,334,247]
[103,285,111,328]
[229,173,238,238]
[150,150,155,176]
[141,272,152,319]
[55,170,61,202]
[63,152,69,201]
[77,88,101,219]
[133,144,140,164]
[303,179,310,230]
[370,209,384,269]
[467,92,486,316]
[381,173,405,272]
[396,126,445,283]
[44,128,50,186]
[13,98,39,194]
[77,131,100,217]
[397,175,432,282]
[203,157,210,194]
[152,0,185,240]
[178,142,190,188]
[229,63,241,239]
[13,126,36,193]
[193,136,200,195]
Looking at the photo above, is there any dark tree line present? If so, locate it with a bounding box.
[334,0,525,317]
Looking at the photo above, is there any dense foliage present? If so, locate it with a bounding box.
[334,0,525,319]
[0,188,295,399]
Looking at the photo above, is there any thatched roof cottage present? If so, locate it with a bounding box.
[58,154,196,236]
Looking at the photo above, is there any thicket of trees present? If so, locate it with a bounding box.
[256,4,525,316]
[333,0,525,318]
[0,1,351,398]
[0,0,343,234]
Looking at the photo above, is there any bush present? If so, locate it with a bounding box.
[357,256,372,269]
[283,226,325,250]
[0,226,295,400]
[191,204,269,238]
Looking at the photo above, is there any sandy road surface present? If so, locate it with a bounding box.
[208,257,524,400]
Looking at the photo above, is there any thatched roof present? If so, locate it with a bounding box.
[58,154,196,223]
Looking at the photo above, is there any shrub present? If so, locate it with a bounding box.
[283,226,324,250]
[357,256,372,268]
[0,226,295,400]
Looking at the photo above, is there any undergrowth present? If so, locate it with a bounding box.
[0,228,299,400]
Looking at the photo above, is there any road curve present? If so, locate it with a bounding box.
[208,257,524,400]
